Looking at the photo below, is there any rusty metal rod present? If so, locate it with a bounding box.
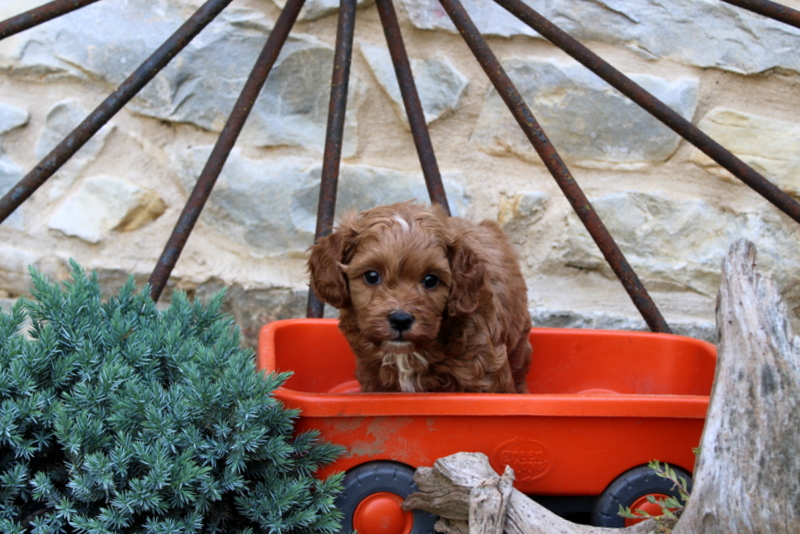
[440,0,672,333]
[493,0,800,226]
[0,0,101,41]
[149,0,307,301]
[307,0,359,318]
[375,0,451,215]
[720,0,800,30]
[0,0,235,226]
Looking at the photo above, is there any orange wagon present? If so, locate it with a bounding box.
[258,319,715,533]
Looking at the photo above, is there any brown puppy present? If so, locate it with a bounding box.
[308,201,531,393]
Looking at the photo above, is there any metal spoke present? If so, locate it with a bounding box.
[307,0,359,318]
[375,0,450,215]
[439,0,671,333]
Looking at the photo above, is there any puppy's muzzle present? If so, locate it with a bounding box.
[388,310,415,334]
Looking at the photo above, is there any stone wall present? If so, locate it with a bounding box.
[1,0,800,346]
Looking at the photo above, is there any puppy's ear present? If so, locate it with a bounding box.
[307,220,357,309]
[446,231,487,316]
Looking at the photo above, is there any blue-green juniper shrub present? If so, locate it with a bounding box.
[0,262,343,533]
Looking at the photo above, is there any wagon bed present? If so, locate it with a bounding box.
[257,319,715,499]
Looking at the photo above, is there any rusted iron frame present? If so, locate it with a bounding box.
[307,0,359,318]
[375,0,451,216]
[0,0,101,41]
[439,0,672,333]
[149,0,307,301]
[720,0,800,30]
[0,0,236,226]
[493,0,800,226]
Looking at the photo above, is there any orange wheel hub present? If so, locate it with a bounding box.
[353,492,414,534]
[624,493,671,527]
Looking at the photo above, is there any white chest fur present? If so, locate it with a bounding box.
[381,351,428,392]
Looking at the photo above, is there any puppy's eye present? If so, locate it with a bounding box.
[363,270,381,285]
[421,274,439,289]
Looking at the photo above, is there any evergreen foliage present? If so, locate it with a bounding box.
[0,262,343,534]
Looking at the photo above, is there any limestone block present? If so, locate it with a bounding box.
[0,102,28,135]
[359,42,468,128]
[0,0,181,80]
[0,2,360,154]
[0,155,25,229]
[177,147,469,256]
[194,279,312,348]
[272,0,375,21]
[236,40,362,156]
[498,191,549,244]
[472,58,698,168]
[400,0,536,37]
[0,247,39,296]
[48,175,166,243]
[563,192,800,303]
[399,0,800,75]
[691,108,800,197]
[0,157,22,194]
[130,6,364,153]
[498,191,548,227]
[530,307,715,342]
[0,253,74,297]
[36,100,115,200]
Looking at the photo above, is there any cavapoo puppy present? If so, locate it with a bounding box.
[308,201,531,393]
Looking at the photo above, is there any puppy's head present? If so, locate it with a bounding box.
[309,201,473,354]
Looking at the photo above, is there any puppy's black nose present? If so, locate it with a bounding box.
[388,311,415,333]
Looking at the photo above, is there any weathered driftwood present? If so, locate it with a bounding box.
[469,464,515,534]
[404,240,800,533]
[674,239,800,533]
[404,452,659,534]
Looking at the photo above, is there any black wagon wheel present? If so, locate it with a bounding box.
[591,464,692,528]
[335,461,438,534]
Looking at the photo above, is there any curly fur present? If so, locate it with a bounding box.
[308,201,532,393]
